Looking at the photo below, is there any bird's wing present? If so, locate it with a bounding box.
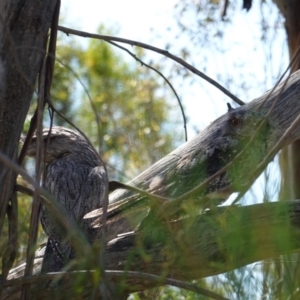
[41,238,71,273]
[42,158,107,237]
[82,165,109,218]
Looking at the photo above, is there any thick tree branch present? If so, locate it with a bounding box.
[3,200,300,299]
[87,70,300,237]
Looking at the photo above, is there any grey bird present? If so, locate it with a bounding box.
[26,126,108,273]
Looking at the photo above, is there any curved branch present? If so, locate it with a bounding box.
[107,40,188,142]
[58,26,245,106]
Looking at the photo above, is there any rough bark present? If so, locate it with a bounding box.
[0,0,58,242]
[4,70,300,298]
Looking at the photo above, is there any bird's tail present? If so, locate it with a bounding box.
[41,238,72,273]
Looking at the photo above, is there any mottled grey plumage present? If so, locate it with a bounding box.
[27,126,108,273]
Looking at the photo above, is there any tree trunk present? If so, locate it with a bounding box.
[0,0,58,236]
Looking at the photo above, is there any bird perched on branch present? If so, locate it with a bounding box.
[26,126,108,273]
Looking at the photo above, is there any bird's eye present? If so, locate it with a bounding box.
[230,116,240,127]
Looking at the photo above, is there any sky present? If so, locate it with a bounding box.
[61,0,177,42]
[60,0,287,204]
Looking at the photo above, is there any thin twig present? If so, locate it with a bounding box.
[107,40,188,141]
[51,56,128,178]
[58,26,244,106]
[54,57,103,153]
[221,0,230,19]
